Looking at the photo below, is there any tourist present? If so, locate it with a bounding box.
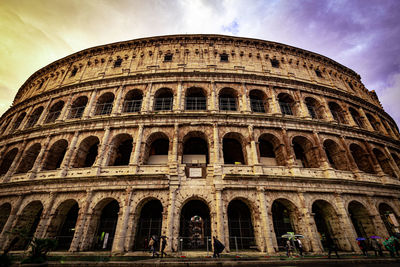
[326,236,340,259]
[149,235,159,258]
[357,239,368,256]
[285,239,292,257]
[213,236,225,258]
[160,236,168,258]
[294,238,303,256]
[370,238,383,257]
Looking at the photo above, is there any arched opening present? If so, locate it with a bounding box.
[72,136,99,168]
[25,107,44,128]
[223,133,246,165]
[228,199,256,250]
[258,134,285,166]
[0,148,18,175]
[219,88,238,111]
[391,152,400,170]
[45,101,65,123]
[47,200,79,251]
[249,90,267,113]
[323,139,349,170]
[366,113,380,132]
[16,143,41,173]
[185,87,207,110]
[328,102,347,124]
[107,134,133,166]
[312,200,348,251]
[94,92,114,116]
[179,199,211,250]
[68,96,88,119]
[145,134,169,165]
[11,113,26,131]
[379,203,399,236]
[348,201,375,238]
[373,148,396,177]
[278,93,296,116]
[90,199,119,251]
[0,203,11,234]
[183,135,209,164]
[349,107,364,128]
[10,201,43,250]
[292,136,319,168]
[42,139,68,170]
[154,88,173,111]
[349,143,374,173]
[305,97,324,119]
[123,90,143,113]
[134,199,163,250]
[271,199,300,251]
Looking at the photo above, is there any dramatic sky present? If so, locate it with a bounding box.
[1,0,400,124]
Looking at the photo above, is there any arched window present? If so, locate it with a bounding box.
[249,90,267,113]
[373,148,396,177]
[219,88,238,111]
[366,113,379,131]
[95,93,114,115]
[328,102,347,124]
[305,97,323,119]
[183,136,208,164]
[42,140,68,170]
[323,139,349,170]
[258,134,285,166]
[185,87,206,110]
[11,113,26,132]
[350,143,374,173]
[107,134,133,166]
[73,136,100,168]
[349,107,364,128]
[292,136,319,168]
[0,148,18,175]
[223,133,246,164]
[25,107,44,128]
[68,96,88,119]
[45,101,65,123]
[154,88,173,111]
[123,90,143,113]
[16,143,41,173]
[145,134,169,165]
[391,152,400,169]
[278,93,296,116]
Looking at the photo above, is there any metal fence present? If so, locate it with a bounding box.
[154,97,173,111]
[123,100,142,113]
[69,106,85,119]
[185,97,206,110]
[219,97,237,111]
[45,111,61,123]
[95,103,113,116]
[250,99,266,113]
[279,102,293,115]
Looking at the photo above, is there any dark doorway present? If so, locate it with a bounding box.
[223,138,245,164]
[228,200,256,250]
[55,202,79,250]
[93,200,119,250]
[272,200,295,251]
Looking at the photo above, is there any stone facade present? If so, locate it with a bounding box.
[0,34,400,254]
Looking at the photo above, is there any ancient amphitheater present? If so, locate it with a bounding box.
[0,34,399,254]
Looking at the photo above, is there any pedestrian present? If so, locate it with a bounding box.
[383,238,395,257]
[213,236,225,258]
[370,238,383,257]
[357,240,368,256]
[285,239,292,257]
[326,236,340,259]
[160,236,168,258]
[294,238,303,256]
[149,235,159,258]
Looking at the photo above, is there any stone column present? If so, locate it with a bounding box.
[213,124,221,164]
[339,136,360,177]
[366,196,390,238]
[60,131,80,177]
[322,98,335,122]
[384,146,400,177]
[29,136,51,179]
[58,93,73,122]
[3,113,18,135]
[295,90,309,118]
[266,86,280,115]
[3,141,27,182]
[112,189,134,252]
[130,124,144,166]
[248,125,259,165]
[215,189,226,247]
[210,81,217,112]
[257,188,276,254]
[344,105,358,127]
[111,85,125,115]
[83,89,97,118]
[281,128,294,166]
[0,196,23,251]
[35,192,57,238]
[36,98,53,125]
[364,141,385,178]
[358,107,374,131]
[19,106,34,130]
[313,132,331,170]
[69,190,94,252]
[174,81,183,111]
[94,127,111,170]
[165,186,178,251]
[170,123,179,163]
[142,83,153,113]
[241,83,250,112]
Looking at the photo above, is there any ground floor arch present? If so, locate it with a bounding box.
[227,199,256,250]
[133,199,163,250]
[179,199,211,250]
[348,201,376,238]
[0,203,11,234]
[379,203,399,236]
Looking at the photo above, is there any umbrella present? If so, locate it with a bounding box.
[370,236,382,239]
[281,232,305,240]
[356,237,366,241]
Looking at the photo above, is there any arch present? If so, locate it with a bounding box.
[25,106,44,128]
[144,132,169,165]
[277,93,296,116]
[185,87,207,110]
[133,198,163,250]
[271,198,300,251]
[223,132,246,165]
[89,198,120,250]
[45,101,65,123]
[379,203,399,236]
[349,143,374,173]
[179,198,211,250]
[219,87,238,111]
[46,199,79,250]
[258,133,285,166]
[123,89,143,113]
[154,88,173,111]
[349,107,364,128]
[391,152,400,169]
[348,201,376,238]
[10,200,43,250]
[68,96,88,119]
[305,97,324,119]
[373,148,396,177]
[16,143,41,173]
[42,139,68,170]
[323,139,349,170]
[94,92,114,115]
[72,136,100,168]
[366,113,379,131]
[182,132,209,164]
[11,112,26,131]
[312,200,348,251]
[107,134,133,166]
[0,203,11,234]
[249,89,267,113]
[328,102,347,124]
[0,148,18,175]
[227,199,256,250]
[292,136,319,168]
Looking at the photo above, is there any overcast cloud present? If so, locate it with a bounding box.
[1,0,399,124]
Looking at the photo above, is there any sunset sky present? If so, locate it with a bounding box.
[1,0,400,125]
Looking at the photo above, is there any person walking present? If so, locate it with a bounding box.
[285,239,292,257]
[160,236,168,258]
[213,236,225,258]
[326,236,340,259]
[149,235,159,258]
[370,238,383,257]
[294,238,303,256]
[357,240,368,256]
